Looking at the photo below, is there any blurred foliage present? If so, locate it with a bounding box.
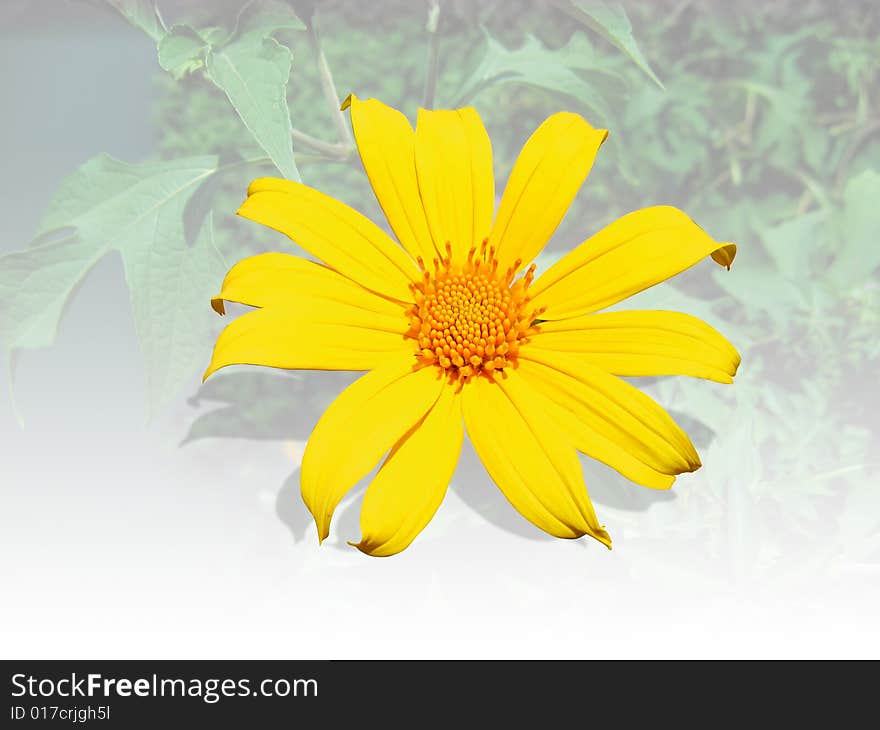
[1,0,878,572]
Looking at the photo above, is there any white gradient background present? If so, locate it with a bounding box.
[1,1,878,659]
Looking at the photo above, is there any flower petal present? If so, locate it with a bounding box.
[353,382,463,557]
[238,177,420,301]
[518,348,701,476]
[300,361,445,543]
[489,112,607,273]
[210,252,409,316]
[414,107,495,261]
[203,300,412,380]
[516,363,675,490]
[530,206,737,319]
[462,371,611,546]
[530,310,741,384]
[342,94,437,264]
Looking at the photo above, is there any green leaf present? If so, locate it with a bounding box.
[158,25,209,79]
[734,80,810,166]
[233,0,307,36]
[199,26,234,47]
[762,210,826,282]
[712,256,808,327]
[452,32,620,126]
[828,169,880,291]
[0,231,103,351]
[125,213,226,416]
[104,0,164,41]
[0,154,223,417]
[205,2,302,181]
[550,1,664,88]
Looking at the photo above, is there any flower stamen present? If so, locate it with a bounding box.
[408,243,542,382]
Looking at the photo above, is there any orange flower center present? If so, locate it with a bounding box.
[408,240,544,381]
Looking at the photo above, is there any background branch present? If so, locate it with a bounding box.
[305,15,354,148]
[291,129,352,160]
[423,0,441,108]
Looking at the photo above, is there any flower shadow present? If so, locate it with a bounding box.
[181,370,356,446]
[187,371,691,550]
[275,468,314,545]
[448,437,678,545]
[274,467,369,551]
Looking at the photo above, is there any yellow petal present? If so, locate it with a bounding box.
[300,361,445,543]
[238,177,420,301]
[342,94,436,264]
[353,382,463,557]
[530,206,737,319]
[203,301,412,380]
[414,107,494,261]
[517,364,675,490]
[210,252,408,316]
[518,348,701,476]
[462,371,611,546]
[489,112,607,273]
[531,310,741,384]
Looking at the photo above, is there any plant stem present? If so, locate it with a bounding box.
[215,155,273,174]
[295,152,351,166]
[834,116,880,194]
[306,17,353,148]
[153,3,169,33]
[423,0,441,108]
[291,129,352,160]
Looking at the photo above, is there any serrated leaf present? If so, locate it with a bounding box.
[206,5,301,182]
[828,169,880,291]
[158,25,209,79]
[104,0,164,41]
[712,256,808,327]
[234,0,306,36]
[125,213,226,417]
[653,378,736,441]
[737,80,809,165]
[0,155,221,417]
[452,32,619,126]
[551,1,663,88]
[0,231,103,351]
[762,210,826,282]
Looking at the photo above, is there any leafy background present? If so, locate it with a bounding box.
[1,0,878,657]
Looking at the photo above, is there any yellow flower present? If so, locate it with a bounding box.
[205,95,740,557]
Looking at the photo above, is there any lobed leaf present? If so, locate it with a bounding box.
[0,155,223,417]
[452,31,621,126]
[158,24,209,79]
[204,1,303,181]
[125,213,226,418]
[828,169,880,292]
[104,0,164,41]
[550,1,663,88]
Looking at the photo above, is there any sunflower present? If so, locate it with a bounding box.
[205,95,739,557]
